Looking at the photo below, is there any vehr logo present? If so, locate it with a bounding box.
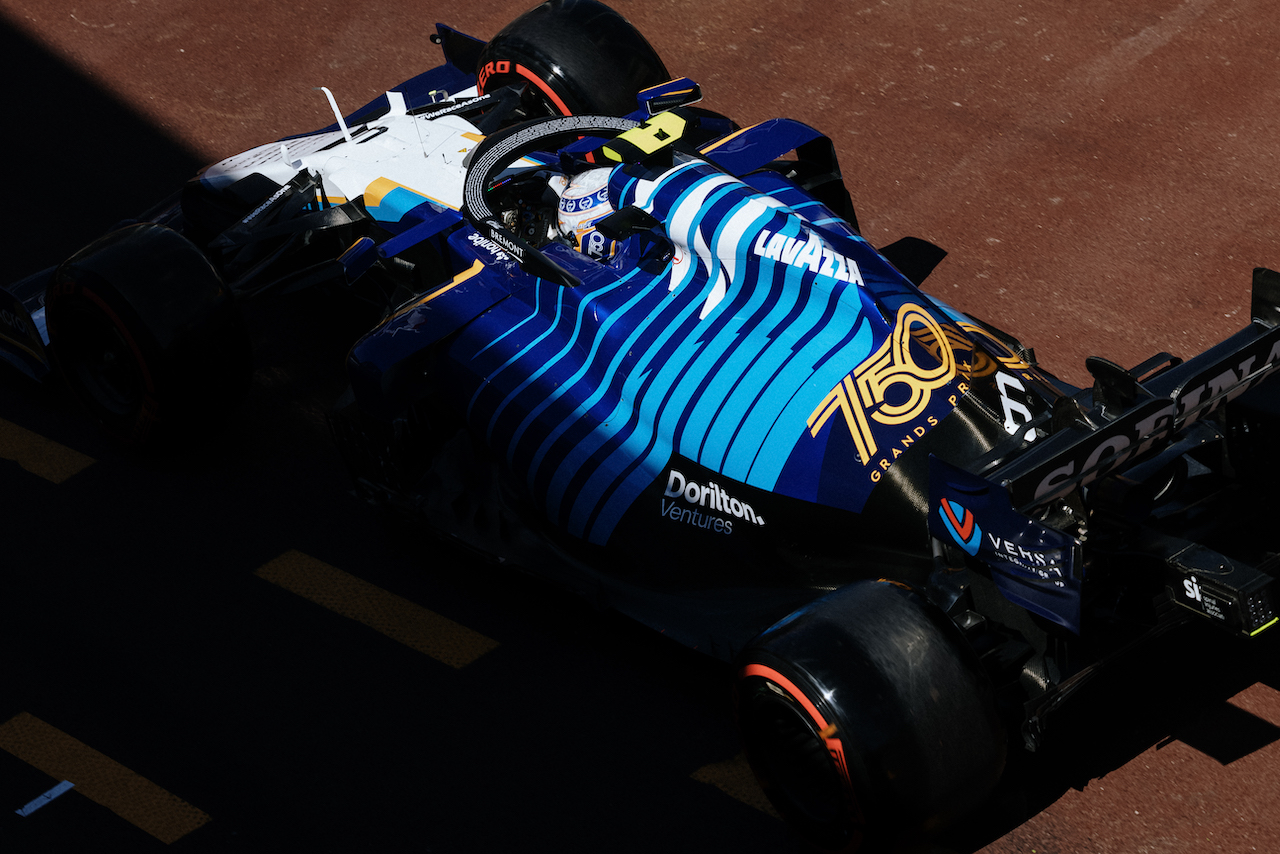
[938,498,981,556]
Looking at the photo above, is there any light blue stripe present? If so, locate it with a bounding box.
[580,200,782,541]
[476,285,571,440]
[471,278,548,361]
[653,201,784,455]
[368,186,431,223]
[534,171,741,512]
[676,218,802,459]
[564,185,749,537]
[715,262,827,477]
[523,272,663,488]
[542,290,686,521]
[720,257,870,480]
[747,312,876,490]
[740,267,885,488]
[563,272,722,534]
[547,221,759,525]
[692,238,808,469]
[502,273,637,464]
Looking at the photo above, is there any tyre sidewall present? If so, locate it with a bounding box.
[47,223,247,446]
[735,580,1007,852]
[477,0,670,117]
[736,660,870,854]
[47,269,165,444]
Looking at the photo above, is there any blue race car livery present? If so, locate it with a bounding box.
[7,3,1280,851]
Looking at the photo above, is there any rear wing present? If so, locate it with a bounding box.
[993,267,1280,511]
[929,268,1280,637]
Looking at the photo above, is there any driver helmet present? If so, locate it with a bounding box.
[556,167,617,260]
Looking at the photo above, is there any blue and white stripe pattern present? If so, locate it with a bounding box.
[458,159,895,545]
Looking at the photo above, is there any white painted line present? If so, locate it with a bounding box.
[16,779,75,817]
[0,713,210,843]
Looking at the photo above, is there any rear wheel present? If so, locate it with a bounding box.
[476,0,670,117]
[46,223,249,446]
[736,580,1006,852]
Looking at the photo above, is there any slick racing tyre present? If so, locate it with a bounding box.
[735,580,1006,853]
[46,223,250,446]
[476,0,670,117]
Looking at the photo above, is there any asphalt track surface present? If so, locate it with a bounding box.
[2,1,1280,852]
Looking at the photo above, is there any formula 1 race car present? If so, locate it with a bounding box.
[6,2,1280,851]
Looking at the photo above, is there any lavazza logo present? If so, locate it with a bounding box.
[661,469,766,536]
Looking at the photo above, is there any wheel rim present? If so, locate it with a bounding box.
[55,296,150,420]
[740,688,861,852]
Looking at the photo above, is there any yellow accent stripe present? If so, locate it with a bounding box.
[0,418,94,484]
[255,550,499,668]
[363,176,458,213]
[418,259,485,306]
[1,334,45,364]
[698,121,763,154]
[691,754,779,818]
[1251,617,1279,636]
[363,176,419,209]
[0,713,211,843]
[379,259,485,328]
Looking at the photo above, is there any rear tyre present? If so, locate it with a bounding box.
[476,0,670,117]
[735,580,1006,852]
[46,223,250,446]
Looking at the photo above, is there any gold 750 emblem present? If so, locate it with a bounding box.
[807,303,957,464]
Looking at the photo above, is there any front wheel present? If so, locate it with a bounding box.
[46,223,249,446]
[475,0,670,117]
[735,580,1006,852]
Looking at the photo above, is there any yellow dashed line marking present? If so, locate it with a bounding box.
[692,753,780,818]
[0,418,94,483]
[255,550,499,668]
[0,712,210,843]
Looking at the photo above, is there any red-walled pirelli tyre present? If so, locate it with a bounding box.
[45,223,249,446]
[475,0,671,117]
[735,580,1006,853]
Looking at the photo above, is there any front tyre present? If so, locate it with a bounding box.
[735,580,1006,852]
[46,223,249,446]
[476,0,670,117]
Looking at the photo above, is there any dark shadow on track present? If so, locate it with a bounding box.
[939,623,1280,853]
[0,15,205,282]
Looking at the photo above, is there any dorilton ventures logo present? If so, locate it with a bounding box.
[661,469,766,536]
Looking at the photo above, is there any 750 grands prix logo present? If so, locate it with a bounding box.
[807,303,964,482]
